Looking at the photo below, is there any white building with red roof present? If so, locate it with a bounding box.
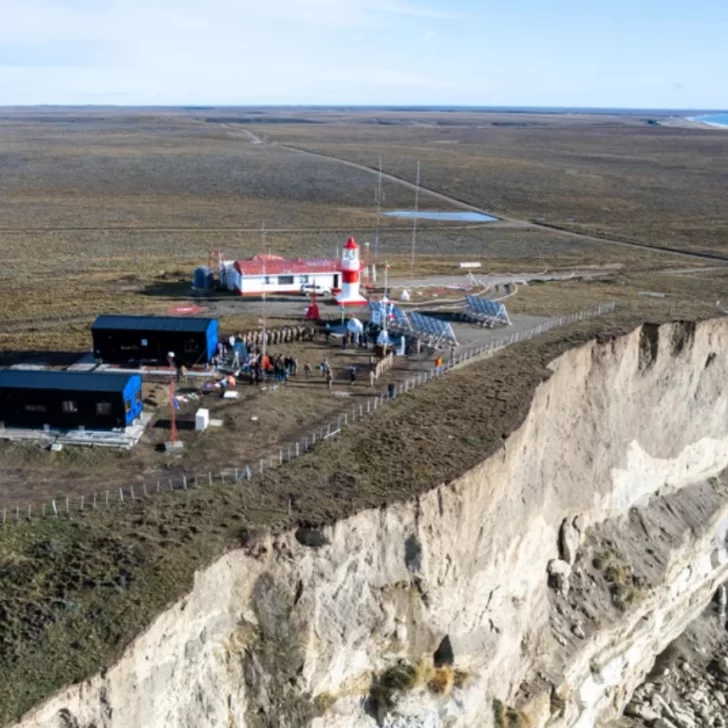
[226,254,341,296]
[223,238,368,306]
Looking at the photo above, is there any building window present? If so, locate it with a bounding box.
[61,401,78,414]
[264,276,271,285]
[141,338,148,347]
[300,275,309,283]
[124,399,131,413]
[25,404,46,413]
[96,402,112,415]
[278,275,294,285]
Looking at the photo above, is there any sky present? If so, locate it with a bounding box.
[1,0,727,108]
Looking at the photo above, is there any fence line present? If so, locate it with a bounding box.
[1,302,615,524]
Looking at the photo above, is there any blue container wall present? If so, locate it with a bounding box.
[122,375,143,425]
[194,266,212,289]
[205,320,220,362]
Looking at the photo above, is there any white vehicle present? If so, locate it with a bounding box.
[301,282,332,296]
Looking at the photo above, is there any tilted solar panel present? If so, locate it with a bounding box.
[409,312,458,343]
[466,296,508,319]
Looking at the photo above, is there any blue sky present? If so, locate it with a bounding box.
[2,0,726,108]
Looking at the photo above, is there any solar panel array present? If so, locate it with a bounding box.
[409,312,458,344]
[368,301,458,347]
[465,296,510,326]
[466,296,505,317]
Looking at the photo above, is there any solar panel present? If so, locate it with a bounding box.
[465,296,511,326]
[368,301,384,325]
[409,312,458,345]
[369,300,399,327]
[391,306,411,328]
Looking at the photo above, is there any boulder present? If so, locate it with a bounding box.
[559,518,581,565]
[547,559,572,595]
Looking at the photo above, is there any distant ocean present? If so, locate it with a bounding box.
[692,113,728,128]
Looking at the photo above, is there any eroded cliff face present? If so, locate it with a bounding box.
[12,319,728,728]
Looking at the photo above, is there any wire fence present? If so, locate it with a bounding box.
[0,302,616,526]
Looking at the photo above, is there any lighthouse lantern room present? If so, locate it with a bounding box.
[335,237,368,306]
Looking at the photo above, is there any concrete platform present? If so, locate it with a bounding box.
[0,412,153,450]
[66,352,100,372]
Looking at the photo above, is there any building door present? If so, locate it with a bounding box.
[333,274,340,289]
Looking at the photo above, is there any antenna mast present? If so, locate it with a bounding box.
[410,161,420,282]
[261,221,267,362]
[168,353,177,444]
[374,156,383,262]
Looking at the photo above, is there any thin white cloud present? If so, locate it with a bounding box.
[365,1,462,20]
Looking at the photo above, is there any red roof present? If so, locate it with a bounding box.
[344,237,359,250]
[251,254,285,261]
[234,258,339,276]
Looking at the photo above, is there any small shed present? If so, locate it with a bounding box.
[0,370,142,430]
[91,315,219,366]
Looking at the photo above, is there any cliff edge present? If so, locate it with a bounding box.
[7,318,728,728]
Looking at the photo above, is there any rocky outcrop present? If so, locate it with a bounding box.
[10,319,728,728]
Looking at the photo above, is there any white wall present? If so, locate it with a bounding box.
[237,273,336,295]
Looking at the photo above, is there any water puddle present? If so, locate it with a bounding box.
[382,210,497,222]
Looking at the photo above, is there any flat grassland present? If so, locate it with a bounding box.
[0,107,727,725]
[255,110,728,257]
[1,107,726,352]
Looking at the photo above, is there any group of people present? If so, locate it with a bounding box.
[246,351,299,385]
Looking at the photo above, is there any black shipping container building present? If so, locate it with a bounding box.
[91,315,219,366]
[0,370,143,430]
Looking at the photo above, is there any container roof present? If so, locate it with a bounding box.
[0,370,139,393]
[234,258,339,276]
[92,315,216,333]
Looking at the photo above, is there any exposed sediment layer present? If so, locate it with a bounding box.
[11,319,728,728]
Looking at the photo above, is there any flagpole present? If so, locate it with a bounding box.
[168,353,177,443]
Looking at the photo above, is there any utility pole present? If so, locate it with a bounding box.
[261,221,267,363]
[383,261,390,333]
[168,353,177,444]
[374,156,383,262]
[410,161,420,283]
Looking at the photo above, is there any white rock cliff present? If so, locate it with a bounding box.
[12,319,728,728]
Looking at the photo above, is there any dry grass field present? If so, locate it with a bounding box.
[2,106,725,356]
[255,111,728,257]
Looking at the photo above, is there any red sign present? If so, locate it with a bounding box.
[168,305,207,315]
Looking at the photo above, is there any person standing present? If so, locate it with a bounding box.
[325,366,334,392]
[348,365,357,386]
[434,355,443,374]
[303,361,312,379]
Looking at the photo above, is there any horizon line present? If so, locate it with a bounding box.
[0,104,727,114]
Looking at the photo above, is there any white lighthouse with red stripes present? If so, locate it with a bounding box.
[335,237,368,306]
